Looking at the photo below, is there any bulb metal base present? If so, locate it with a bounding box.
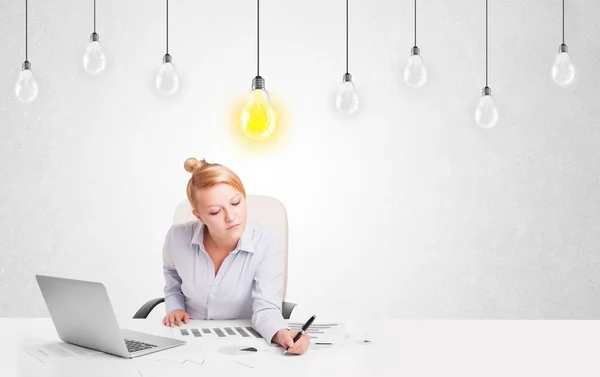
[411,46,420,56]
[90,32,100,42]
[22,61,31,71]
[343,73,352,82]
[163,53,173,63]
[482,86,491,96]
[252,76,265,90]
[559,43,568,53]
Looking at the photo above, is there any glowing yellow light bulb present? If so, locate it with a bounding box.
[240,76,276,141]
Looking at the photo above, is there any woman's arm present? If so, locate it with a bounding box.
[162,226,186,313]
[251,230,288,345]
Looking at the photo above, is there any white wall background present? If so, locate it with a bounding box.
[1,0,599,320]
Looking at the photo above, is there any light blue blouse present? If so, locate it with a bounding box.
[162,220,288,344]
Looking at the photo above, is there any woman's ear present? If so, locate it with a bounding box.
[192,209,203,223]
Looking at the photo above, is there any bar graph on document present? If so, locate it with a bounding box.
[171,323,345,344]
[172,326,263,340]
[288,322,346,344]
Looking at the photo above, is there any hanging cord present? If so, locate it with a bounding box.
[562,0,564,44]
[485,0,488,87]
[414,0,416,46]
[346,0,348,73]
[257,0,260,76]
[94,0,96,33]
[166,0,169,54]
[25,0,28,61]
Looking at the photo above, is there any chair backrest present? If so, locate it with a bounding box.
[172,194,289,301]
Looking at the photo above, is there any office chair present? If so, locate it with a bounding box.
[133,194,297,320]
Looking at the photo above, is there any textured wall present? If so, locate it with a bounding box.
[0,0,599,320]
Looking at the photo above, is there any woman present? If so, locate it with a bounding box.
[161,157,309,355]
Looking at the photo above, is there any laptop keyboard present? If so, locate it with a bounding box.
[124,338,158,353]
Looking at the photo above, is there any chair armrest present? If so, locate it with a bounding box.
[134,297,297,320]
[133,297,165,319]
[282,301,297,320]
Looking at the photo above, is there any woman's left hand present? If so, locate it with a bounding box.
[273,328,310,355]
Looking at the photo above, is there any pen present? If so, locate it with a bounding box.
[283,314,316,355]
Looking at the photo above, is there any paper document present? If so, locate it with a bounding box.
[171,323,346,344]
[21,341,101,363]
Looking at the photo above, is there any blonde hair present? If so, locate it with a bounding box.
[184,157,246,209]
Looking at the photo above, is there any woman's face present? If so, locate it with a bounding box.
[192,183,247,242]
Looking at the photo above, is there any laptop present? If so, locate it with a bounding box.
[35,274,186,358]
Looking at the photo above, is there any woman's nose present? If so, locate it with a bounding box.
[224,209,236,222]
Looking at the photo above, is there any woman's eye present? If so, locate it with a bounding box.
[232,201,240,206]
[210,211,220,216]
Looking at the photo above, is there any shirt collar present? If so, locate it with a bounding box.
[191,221,256,253]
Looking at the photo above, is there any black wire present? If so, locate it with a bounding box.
[94,0,96,33]
[166,0,169,54]
[257,0,260,76]
[414,0,416,46]
[346,0,348,73]
[485,0,488,87]
[562,0,564,44]
[25,0,28,61]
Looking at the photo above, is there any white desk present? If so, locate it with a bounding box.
[2,318,600,377]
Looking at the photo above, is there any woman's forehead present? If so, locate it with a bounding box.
[197,184,241,205]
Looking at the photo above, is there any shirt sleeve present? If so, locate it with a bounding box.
[251,230,289,345]
[162,226,186,314]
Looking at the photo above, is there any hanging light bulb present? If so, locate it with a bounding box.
[15,61,39,103]
[404,0,427,88]
[552,1,575,87]
[83,32,107,74]
[335,73,359,115]
[335,0,359,115]
[551,44,575,86]
[474,0,499,128]
[475,86,498,128]
[404,46,427,88]
[156,0,179,95]
[239,0,276,141]
[83,1,105,75]
[16,0,38,103]
[240,76,276,141]
[156,53,179,95]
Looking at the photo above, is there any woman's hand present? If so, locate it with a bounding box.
[272,328,310,355]
[162,309,190,327]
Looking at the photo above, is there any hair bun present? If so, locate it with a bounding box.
[184,157,207,173]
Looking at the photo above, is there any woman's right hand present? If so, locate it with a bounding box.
[162,309,190,327]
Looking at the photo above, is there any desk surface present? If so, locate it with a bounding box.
[2,318,600,377]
